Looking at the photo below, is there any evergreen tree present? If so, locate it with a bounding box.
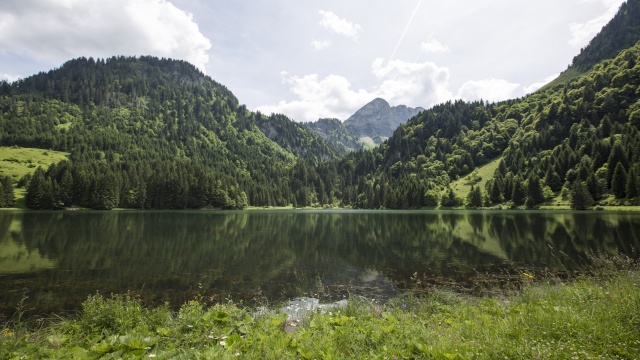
[58,170,74,206]
[626,166,639,199]
[502,172,514,201]
[511,175,526,206]
[91,173,119,210]
[607,142,628,187]
[441,187,462,207]
[466,185,483,208]
[489,178,503,204]
[611,162,627,198]
[586,173,602,200]
[570,181,594,210]
[544,168,563,192]
[26,168,51,209]
[526,175,545,208]
[0,176,14,207]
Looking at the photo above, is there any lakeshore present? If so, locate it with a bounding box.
[1,258,638,359]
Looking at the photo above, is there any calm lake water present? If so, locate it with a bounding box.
[0,210,639,318]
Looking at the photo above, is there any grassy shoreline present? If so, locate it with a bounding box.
[1,258,638,359]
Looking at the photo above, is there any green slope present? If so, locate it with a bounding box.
[0,56,339,209]
[541,0,640,90]
[449,157,501,201]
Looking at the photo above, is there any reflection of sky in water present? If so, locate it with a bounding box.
[0,210,638,317]
[283,297,348,321]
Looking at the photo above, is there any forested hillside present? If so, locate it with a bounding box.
[0,56,338,209]
[302,118,363,152]
[1,1,639,210]
[544,0,640,89]
[306,41,640,209]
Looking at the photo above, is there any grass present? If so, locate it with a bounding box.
[1,257,638,359]
[0,146,69,180]
[537,67,587,93]
[450,157,502,200]
[0,146,70,207]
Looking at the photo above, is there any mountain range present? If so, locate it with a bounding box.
[0,0,639,210]
[303,98,423,152]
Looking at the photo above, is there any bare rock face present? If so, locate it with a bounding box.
[302,98,424,151]
[344,98,424,142]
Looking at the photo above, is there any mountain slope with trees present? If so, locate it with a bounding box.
[1,0,639,210]
[0,56,339,209]
[544,0,640,89]
[302,118,363,153]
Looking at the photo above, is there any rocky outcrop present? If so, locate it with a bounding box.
[344,98,424,141]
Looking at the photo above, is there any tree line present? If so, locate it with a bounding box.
[1,39,640,210]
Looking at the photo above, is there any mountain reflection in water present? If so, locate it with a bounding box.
[0,210,638,318]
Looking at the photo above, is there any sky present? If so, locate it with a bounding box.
[0,0,626,122]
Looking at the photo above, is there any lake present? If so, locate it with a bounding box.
[0,210,639,318]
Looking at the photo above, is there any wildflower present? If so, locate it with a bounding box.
[148,355,157,358]
[220,340,227,346]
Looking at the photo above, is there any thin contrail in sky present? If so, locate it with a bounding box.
[388,0,424,63]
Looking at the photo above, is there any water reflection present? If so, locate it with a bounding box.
[0,210,638,317]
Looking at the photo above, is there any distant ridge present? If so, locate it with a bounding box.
[303,98,424,151]
[344,98,424,143]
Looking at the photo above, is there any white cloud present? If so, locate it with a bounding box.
[255,59,452,122]
[523,73,560,94]
[255,71,372,121]
[568,0,624,47]
[421,39,450,54]
[312,39,332,50]
[372,58,452,108]
[318,10,363,40]
[0,0,212,72]
[456,78,520,103]
[0,73,22,83]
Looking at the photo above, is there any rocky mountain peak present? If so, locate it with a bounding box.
[344,98,424,141]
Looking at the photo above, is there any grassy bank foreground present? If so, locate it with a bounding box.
[2,265,639,359]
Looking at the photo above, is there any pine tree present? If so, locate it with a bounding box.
[570,181,594,210]
[0,176,14,207]
[611,162,627,198]
[490,178,503,204]
[544,168,562,192]
[26,168,49,209]
[586,173,602,200]
[441,187,461,207]
[626,167,639,199]
[526,175,545,208]
[607,142,628,187]
[91,173,119,210]
[511,175,526,206]
[466,185,483,208]
[58,170,74,206]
